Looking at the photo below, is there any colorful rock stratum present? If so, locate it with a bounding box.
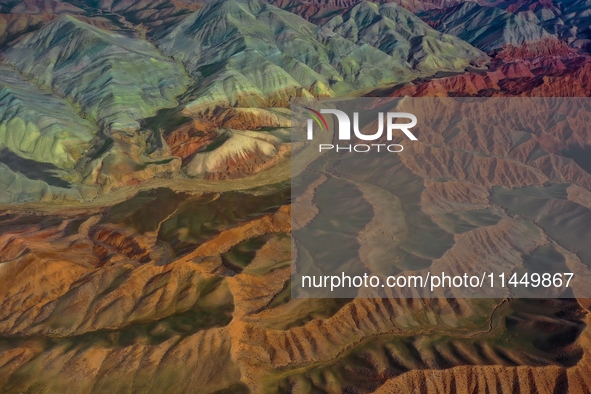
[0,0,590,393]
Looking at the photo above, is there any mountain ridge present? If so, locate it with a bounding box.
[3,13,191,131]
[419,1,559,53]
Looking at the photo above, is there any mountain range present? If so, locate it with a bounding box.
[1,0,591,393]
[0,0,495,202]
[3,0,589,202]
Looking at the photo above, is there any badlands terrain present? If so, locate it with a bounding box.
[0,0,591,393]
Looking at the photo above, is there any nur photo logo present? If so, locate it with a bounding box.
[304,107,418,153]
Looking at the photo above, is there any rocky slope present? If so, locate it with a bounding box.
[385,55,591,97]
[324,2,488,71]
[0,13,54,47]
[480,0,591,51]
[419,2,559,54]
[268,0,468,14]
[0,65,99,202]
[3,15,191,131]
[0,66,96,169]
[155,0,415,105]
